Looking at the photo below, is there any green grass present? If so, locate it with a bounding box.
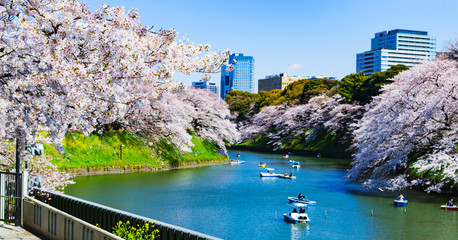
[44,131,227,170]
[47,131,160,170]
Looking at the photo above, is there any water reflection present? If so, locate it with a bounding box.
[289,222,310,240]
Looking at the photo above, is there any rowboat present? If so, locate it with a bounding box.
[229,159,245,164]
[288,197,316,206]
[258,162,266,167]
[441,205,458,211]
[260,168,281,177]
[394,199,408,206]
[279,174,296,179]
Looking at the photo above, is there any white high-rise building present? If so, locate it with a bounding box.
[356,29,436,75]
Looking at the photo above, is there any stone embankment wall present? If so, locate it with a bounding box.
[65,159,229,177]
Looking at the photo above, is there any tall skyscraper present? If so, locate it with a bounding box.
[220,53,254,99]
[356,29,436,75]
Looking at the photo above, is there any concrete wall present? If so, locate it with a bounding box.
[23,196,123,240]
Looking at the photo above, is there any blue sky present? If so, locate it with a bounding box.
[81,0,458,89]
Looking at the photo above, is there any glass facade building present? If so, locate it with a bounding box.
[192,80,219,95]
[207,82,219,95]
[220,53,255,99]
[356,29,436,75]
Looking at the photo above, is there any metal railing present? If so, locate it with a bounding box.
[0,171,22,225]
[31,189,223,240]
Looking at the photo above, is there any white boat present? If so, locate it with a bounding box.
[288,197,316,206]
[292,162,300,168]
[283,204,310,223]
[260,168,281,177]
[289,159,294,163]
[441,205,458,211]
[229,159,245,164]
[279,173,296,179]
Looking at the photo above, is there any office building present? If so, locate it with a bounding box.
[258,73,336,92]
[258,73,304,92]
[192,80,207,89]
[356,29,436,75]
[220,53,255,99]
[192,80,219,95]
[207,82,219,95]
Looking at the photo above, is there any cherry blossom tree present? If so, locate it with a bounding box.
[0,0,231,190]
[347,59,458,193]
[133,87,239,153]
[240,103,289,143]
[240,94,363,149]
[179,87,239,150]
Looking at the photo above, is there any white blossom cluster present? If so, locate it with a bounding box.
[348,60,458,193]
[241,94,364,149]
[0,0,233,190]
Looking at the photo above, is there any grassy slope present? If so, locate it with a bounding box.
[46,131,227,170]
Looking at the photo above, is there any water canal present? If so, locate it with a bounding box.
[64,150,458,239]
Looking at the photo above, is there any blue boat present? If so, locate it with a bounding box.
[394,199,408,206]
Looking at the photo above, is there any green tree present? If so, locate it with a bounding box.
[338,65,408,104]
[258,89,282,108]
[353,64,409,104]
[338,72,367,102]
[225,90,261,115]
[300,78,339,104]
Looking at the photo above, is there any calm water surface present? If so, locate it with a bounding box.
[64,150,458,239]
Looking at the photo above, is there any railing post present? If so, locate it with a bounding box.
[21,170,28,226]
[0,173,4,220]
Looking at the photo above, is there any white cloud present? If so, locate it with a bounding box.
[288,63,302,72]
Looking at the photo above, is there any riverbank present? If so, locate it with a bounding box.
[38,131,229,177]
[65,159,229,177]
[229,144,352,159]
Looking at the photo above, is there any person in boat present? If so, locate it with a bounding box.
[397,193,405,201]
[236,153,240,158]
[448,198,454,206]
[284,171,288,176]
[298,193,306,200]
[292,208,298,213]
[289,172,293,177]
